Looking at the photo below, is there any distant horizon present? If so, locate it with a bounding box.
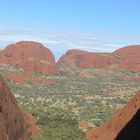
[0,0,140,60]
[0,40,139,61]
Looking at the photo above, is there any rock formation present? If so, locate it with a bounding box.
[86,90,140,140]
[58,49,117,70]
[23,112,41,137]
[0,41,58,74]
[113,45,140,72]
[0,75,40,140]
[58,45,140,72]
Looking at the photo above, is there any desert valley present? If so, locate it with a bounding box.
[1,1,140,139]
[0,41,140,140]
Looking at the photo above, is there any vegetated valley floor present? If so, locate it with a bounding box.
[0,64,140,139]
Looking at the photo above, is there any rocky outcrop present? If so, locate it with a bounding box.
[58,49,117,70]
[86,90,140,140]
[113,45,140,72]
[23,112,41,137]
[0,75,40,140]
[0,41,58,74]
[58,45,140,72]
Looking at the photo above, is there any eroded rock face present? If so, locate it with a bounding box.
[0,76,40,140]
[113,45,140,72]
[86,90,140,140]
[58,49,117,70]
[58,45,140,72]
[0,41,58,74]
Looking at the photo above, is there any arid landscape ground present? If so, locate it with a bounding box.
[0,41,140,140]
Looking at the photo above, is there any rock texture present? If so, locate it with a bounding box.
[58,49,117,70]
[0,41,58,74]
[23,112,41,136]
[58,45,140,72]
[113,45,140,72]
[0,75,40,140]
[86,90,140,140]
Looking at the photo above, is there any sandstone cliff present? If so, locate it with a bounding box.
[86,90,140,140]
[0,76,40,140]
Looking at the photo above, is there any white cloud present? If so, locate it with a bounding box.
[1,27,140,60]
[0,28,41,36]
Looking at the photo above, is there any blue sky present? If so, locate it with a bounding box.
[0,0,140,60]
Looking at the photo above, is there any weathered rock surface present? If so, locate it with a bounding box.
[58,49,117,70]
[58,45,140,72]
[0,41,58,74]
[86,90,140,140]
[0,76,40,140]
[23,112,41,137]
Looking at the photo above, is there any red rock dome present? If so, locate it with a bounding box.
[58,49,117,70]
[58,45,140,72]
[113,45,140,72]
[0,41,58,74]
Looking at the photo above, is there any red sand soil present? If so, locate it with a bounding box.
[5,73,55,85]
[79,120,91,129]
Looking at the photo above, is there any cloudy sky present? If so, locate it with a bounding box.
[0,0,140,60]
